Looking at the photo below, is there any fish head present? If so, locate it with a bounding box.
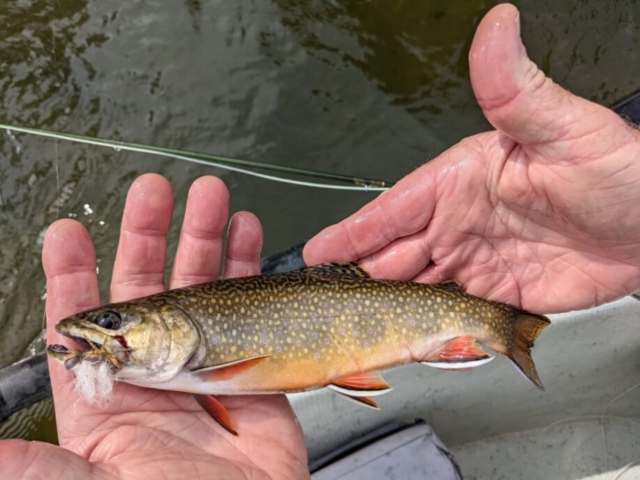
[48,299,203,383]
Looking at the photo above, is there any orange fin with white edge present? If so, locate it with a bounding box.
[331,390,380,410]
[193,394,237,435]
[192,355,271,381]
[421,335,494,370]
[328,371,392,397]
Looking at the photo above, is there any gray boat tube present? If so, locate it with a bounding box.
[1,90,640,423]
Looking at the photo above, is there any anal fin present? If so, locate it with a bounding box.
[328,371,392,397]
[331,390,380,410]
[193,394,237,435]
[421,335,494,370]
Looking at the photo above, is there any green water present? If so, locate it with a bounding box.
[0,0,638,442]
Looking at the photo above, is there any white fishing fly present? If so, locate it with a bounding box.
[72,361,116,404]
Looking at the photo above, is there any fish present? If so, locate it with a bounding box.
[47,262,550,435]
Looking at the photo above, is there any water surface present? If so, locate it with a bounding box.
[0,0,638,442]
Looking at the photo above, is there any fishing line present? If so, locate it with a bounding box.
[0,124,393,192]
[613,460,639,480]
[533,380,640,478]
[532,414,640,442]
[168,152,390,191]
[600,381,640,473]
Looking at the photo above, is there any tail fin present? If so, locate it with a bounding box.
[507,313,550,390]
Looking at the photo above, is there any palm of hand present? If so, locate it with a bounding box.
[55,386,304,480]
[1,175,307,480]
[415,128,640,312]
[304,5,640,313]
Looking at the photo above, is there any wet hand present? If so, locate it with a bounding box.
[304,4,640,313]
[1,175,308,479]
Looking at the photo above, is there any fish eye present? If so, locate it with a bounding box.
[95,311,122,330]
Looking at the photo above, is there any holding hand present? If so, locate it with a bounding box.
[1,175,308,480]
[305,4,640,313]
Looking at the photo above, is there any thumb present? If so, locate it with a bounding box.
[0,440,112,479]
[469,3,624,151]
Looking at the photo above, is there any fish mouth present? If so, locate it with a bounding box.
[55,318,112,350]
[66,335,94,350]
[48,317,123,373]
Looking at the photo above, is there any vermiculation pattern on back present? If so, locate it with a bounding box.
[164,264,517,368]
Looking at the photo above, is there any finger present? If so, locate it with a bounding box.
[43,220,100,419]
[223,212,263,279]
[411,263,450,285]
[358,232,431,281]
[303,156,441,265]
[111,174,173,302]
[170,176,230,289]
[469,4,625,151]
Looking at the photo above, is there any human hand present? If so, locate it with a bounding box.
[0,174,308,479]
[304,4,640,314]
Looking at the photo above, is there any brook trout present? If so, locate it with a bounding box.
[48,262,549,435]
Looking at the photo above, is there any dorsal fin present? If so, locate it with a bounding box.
[435,280,464,291]
[302,262,371,279]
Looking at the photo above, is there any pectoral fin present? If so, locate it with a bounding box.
[421,335,494,370]
[328,371,392,396]
[192,355,271,381]
[193,394,237,435]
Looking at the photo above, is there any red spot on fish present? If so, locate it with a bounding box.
[115,335,128,349]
